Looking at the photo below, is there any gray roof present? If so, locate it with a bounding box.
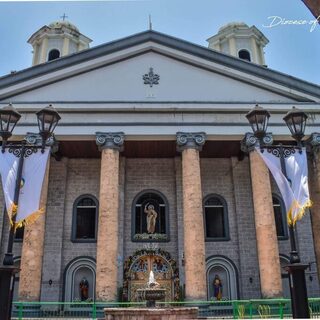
[0,30,319,99]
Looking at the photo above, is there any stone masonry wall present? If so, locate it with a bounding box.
[61,158,100,268]
[41,158,100,301]
[32,155,320,301]
[201,158,242,298]
[40,158,69,301]
[231,157,261,299]
[123,158,179,263]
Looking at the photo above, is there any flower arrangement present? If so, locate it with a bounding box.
[133,233,168,241]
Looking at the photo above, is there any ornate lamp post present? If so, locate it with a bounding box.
[245,105,310,318]
[0,104,60,320]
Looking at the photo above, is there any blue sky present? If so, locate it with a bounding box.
[0,0,319,84]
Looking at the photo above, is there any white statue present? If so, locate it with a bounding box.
[147,271,160,288]
[144,204,158,234]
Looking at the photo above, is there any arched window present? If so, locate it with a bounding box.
[72,195,98,242]
[204,194,229,241]
[273,194,288,240]
[238,49,251,61]
[132,190,169,242]
[48,49,60,61]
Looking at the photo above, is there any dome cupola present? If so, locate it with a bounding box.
[207,22,269,66]
[28,19,92,66]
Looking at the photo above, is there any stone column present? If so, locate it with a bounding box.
[308,133,320,282]
[95,132,124,301]
[19,158,50,301]
[176,132,207,300]
[249,149,282,298]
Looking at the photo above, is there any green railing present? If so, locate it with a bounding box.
[11,298,320,319]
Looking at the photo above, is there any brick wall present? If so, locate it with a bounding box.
[201,158,243,298]
[231,157,261,299]
[41,158,69,301]
[41,158,100,301]
[123,158,178,261]
[3,154,317,301]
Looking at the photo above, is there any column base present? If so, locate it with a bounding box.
[0,266,20,320]
[284,263,310,319]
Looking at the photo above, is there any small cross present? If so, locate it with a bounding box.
[60,13,68,21]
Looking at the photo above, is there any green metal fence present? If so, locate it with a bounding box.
[11,298,320,319]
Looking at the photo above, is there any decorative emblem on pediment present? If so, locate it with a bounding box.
[143,67,160,87]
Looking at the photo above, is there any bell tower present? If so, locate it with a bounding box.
[207,22,269,66]
[28,19,92,66]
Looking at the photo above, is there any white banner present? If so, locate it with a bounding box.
[0,148,49,226]
[256,147,311,225]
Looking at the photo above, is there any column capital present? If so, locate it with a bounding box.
[176,132,206,152]
[96,132,124,151]
[307,132,320,150]
[25,132,59,154]
[240,132,273,153]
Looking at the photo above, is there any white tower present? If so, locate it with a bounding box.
[207,22,269,66]
[28,20,92,66]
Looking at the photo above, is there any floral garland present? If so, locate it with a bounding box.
[133,233,168,241]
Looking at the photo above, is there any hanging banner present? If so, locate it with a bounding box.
[0,148,50,227]
[256,147,311,225]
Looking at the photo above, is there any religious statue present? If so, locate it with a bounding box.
[79,277,89,301]
[147,271,160,288]
[213,275,222,301]
[144,203,158,234]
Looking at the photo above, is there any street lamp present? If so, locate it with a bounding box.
[246,104,270,139]
[0,104,21,151]
[0,104,60,320]
[246,105,310,318]
[283,107,308,146]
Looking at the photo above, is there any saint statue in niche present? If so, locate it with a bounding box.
[144,203,158,234]
[213,274,223,301]
[79,277,89,301]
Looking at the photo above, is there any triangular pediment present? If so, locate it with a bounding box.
[0,31,319,103]
[3,52,301,103]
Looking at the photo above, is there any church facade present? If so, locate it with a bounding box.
[0,20,320,303]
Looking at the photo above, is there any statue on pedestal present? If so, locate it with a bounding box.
[144,203,158,234]
[79,277,89,301]
[213,275,222,301]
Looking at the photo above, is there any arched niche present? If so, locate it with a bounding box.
[206,256,238,300]
[64,257,96,302]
